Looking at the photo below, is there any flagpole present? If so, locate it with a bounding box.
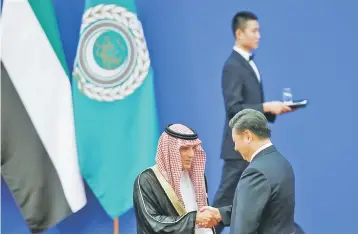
[114,217,119,234]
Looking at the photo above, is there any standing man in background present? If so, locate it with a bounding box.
[212,11,295,233]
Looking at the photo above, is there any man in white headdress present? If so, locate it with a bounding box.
[133,124,231,234]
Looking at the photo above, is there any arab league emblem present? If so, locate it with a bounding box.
[73,4,150,102]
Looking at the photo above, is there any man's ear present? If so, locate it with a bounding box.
[244,130,252,144]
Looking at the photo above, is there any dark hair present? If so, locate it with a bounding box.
[229,109,271,139]
[231,11,258,36]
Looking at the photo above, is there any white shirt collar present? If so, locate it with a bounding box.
[233,45,252,61]
[250,143,273,162]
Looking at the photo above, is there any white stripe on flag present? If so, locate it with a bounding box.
[1,0,87,212]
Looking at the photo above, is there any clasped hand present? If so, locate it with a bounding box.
[195,206,222,228]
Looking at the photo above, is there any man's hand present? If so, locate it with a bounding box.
[196,209,218,228]
[200,206,222,222]
[263,101,292,115]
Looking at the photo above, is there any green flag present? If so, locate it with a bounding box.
[72,0,159,218]
[1,0,86,233]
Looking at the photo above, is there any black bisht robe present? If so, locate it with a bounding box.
[133,165,215,234]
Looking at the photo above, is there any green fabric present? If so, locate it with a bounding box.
[73,0,160,218]
[28,0,69,76]
[1,1,76,232]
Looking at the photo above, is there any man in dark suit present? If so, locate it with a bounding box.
[213,11,293,233]
[201,109,295,233]
[229,109,295,233]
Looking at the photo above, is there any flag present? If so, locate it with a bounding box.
[1,0,87,233]
[72,0,159,218]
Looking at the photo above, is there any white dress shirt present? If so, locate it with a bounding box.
[180,170,213,234]
[233,45,261,82]
[250,142,273,162]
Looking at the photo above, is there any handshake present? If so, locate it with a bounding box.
[195,206,222,228]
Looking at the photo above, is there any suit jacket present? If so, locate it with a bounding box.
[221,50,275,160]
[230,145,295,234]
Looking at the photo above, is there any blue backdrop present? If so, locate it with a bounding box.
[2,0,358,233]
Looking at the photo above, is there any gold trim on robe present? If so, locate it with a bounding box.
[151,165,187,216]
[150,165,216,234]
